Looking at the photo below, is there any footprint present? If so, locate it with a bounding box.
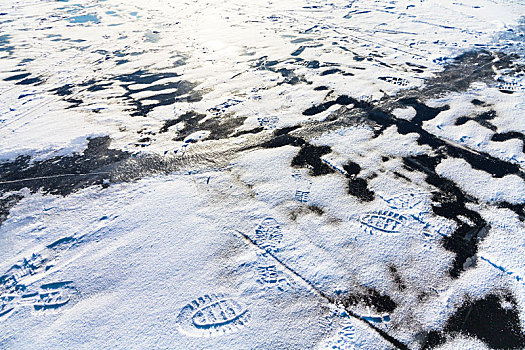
[378,76,409,86]
[0,281,75,319]
[495,80,524,94]
[379,193,453,239]
[176,293,251,337]
[292,171,312,203]
[32,289,71,310]
[257,116,279,129]
[46,236,77,251]
[0,253,48,293]
[320,319,357,350]
[255,253,291,291]
[357,210,408,236]
[0,295,17,319]
[319,305,347,333]
[294,189,311,203]
[0,235,81,294]
[380,192,428,212]
[208,98,243,116]
[254,217,283,252]
[337,321,357,341]
[0,236,79,294]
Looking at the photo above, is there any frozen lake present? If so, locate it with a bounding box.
[1,0,525,349]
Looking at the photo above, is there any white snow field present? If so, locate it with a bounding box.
[1,0,525,349]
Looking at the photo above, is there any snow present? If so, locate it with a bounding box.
[1,0,525,348]
[436,158,525,204]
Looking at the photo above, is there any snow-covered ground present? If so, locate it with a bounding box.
[1,0,525,349]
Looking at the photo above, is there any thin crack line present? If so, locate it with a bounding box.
[0,172,110,185]
[232,229,409,350]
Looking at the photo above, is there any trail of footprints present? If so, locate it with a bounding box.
[176,217,288,338]
[177,194,437,339]
[253,217,294,291]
